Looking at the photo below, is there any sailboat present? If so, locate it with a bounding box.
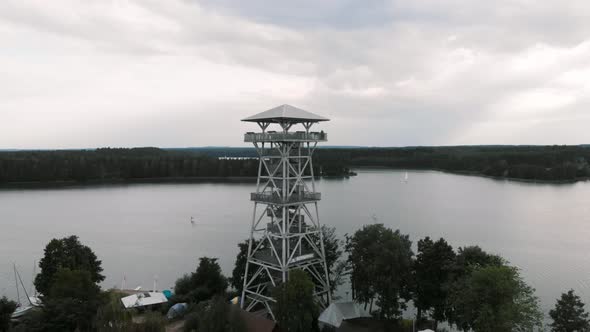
[11,302,34,320]
[404,172,409,183]
[11,263,41,320]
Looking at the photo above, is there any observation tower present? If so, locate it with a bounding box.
[240,104,331,319]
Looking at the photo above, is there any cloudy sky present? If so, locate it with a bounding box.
[1,0,590,149]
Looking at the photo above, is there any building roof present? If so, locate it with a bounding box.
[242,104,329,123]
[318,302,371,328]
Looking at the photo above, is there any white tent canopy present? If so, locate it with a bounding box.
[121,292,168,309]
[318,302,371,328]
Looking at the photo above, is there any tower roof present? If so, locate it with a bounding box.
[242,104,329,123]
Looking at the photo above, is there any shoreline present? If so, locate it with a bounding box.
[0,174,357,189]
[0,168,585,189]
[0,176,258,189]
[350,166,586,184]
[440,169,586,184]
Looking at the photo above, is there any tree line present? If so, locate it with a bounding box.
[0,148,352,184]
[0,148,259,183]
[313,145,590,181]
[229,224,590,332]
[126,145,590,181]
[344,224,590,331]
[3,145,589,184]
[344,225,541,331]
[3,228,590,331]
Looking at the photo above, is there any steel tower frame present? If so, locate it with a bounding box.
[240,105,331,319]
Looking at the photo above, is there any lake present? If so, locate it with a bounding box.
[1,169,590,318]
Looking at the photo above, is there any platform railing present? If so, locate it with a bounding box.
[251,191,321,204]
[244,131,327,142]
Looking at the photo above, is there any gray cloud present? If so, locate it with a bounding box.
[1,0,590,148]
[193,0,395,29]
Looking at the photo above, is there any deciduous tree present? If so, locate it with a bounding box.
[34,235,104,296]
[443,246,508,329]
[307,225,345,297]
[184,296,246,332]
[174,257,228,303]
[448,265,542,332]
[94,291,133,332]
[230,239,259,293]
[319,225,345,296]
[413,237,455,327]
[346,224,413,319]
[0,296,17,332]
[272,269,318,332]
[42,268,103,331]
[453,246,504,277]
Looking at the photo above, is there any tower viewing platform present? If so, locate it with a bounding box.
[250,191,321,205]
[244,131,327,143]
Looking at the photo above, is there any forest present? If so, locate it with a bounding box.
[314,145,590,181]
[1,145,589,184]
[0,148,258,184]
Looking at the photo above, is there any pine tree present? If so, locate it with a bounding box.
[549,289,590,332]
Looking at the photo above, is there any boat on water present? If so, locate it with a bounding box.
[11,297,41,319]
[10,263,41,321]
[11,306,31,320]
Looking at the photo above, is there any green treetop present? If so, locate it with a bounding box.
[413,236,455,327]
[34,235,104,296]
[272,269,319,332]
[448,265,542,332]
[549,289,590,332]
[175,257,228,304]
[42,268,103,331]
[0,296,17,332]
[346,224,413,319]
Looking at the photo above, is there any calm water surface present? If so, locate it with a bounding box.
[1,169,590,317]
